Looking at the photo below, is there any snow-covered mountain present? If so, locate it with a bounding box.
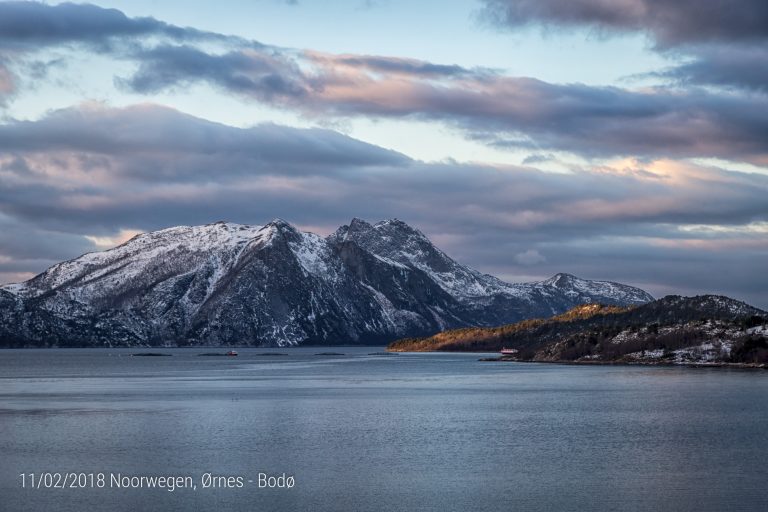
[0,218,653,347]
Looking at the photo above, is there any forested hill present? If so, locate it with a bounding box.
[388,296,768,365]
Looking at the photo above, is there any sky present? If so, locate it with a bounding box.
[0,0,766,307]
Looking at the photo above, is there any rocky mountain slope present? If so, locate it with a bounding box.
[387,303,630,352]
[388,296,768,366]
[0,218,653,347]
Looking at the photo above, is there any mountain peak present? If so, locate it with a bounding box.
[374,218,422,235]
[347,217,374,237]
[263,217,299,234]
[543,273,578,286]
[349,217,371,228]
[266,217,292,227]
[329,217,374,243]
[539,272,653,305]
[653,294,765,317]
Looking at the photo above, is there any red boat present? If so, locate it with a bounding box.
[226,350,238,356]
[500,348,518,356]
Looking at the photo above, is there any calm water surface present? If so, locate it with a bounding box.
[1,347,767,512]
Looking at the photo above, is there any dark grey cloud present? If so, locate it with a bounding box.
[0,104,766,306]
[479,0,768,95]
[0,2,765,163]
[111,48,768,163]
[0,213,96,285]
[120,47,491,100]
[522,153,556,165]
[0,1,233,48]
[661,45,768,92]
[0,2,249,107]
[411,80,768,164]
[1,104,764,230]
[0,103,408,181]
[120,45,309,101]
[479,0,768,48]
[0,214,92,262]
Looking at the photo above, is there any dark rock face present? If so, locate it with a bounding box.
[0,218,653,347]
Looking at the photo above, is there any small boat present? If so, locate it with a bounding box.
[500,348,518,356]
[226,350,238,356]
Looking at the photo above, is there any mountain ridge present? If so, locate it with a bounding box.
[0,218,654,347]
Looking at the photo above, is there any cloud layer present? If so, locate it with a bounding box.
[0,2,765,163]
[0,1,232,46]
[479,0,768,47]
[116,48,768,163]
[1,104,766,305]
[481,0,768,95]
[0,2,766,307]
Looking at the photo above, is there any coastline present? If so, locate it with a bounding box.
[478,355,768,369]
[387,347,768,369]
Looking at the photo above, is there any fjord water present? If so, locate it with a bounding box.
[2,348,767,512]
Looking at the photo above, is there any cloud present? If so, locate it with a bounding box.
[0,1,233,48]
[0,2,248,107]
[0,102,409,175]
[0,104,766,306]
[479,0,768,48]
[0,2,765,163]
[308,52,494,78]
[120,45,309,101]
[0,213,95,287]
[0,104,764,231]
[514,249,546,265]
[84,229,143,249]
[119,46,493,101]
[115,47,768,164]
[522,153,556,165]
[479,0,768,95]
[0,61,14,102]
[660,44,768,92]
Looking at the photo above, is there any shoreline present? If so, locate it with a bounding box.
[476,356,768,369]
[387,346,768,369]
